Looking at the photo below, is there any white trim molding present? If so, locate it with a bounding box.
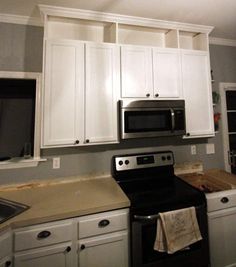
[0,71,45,169]
[219,82,236,173]
[209,37,236,47]
[0,13,43,27]
[39,4,214,34]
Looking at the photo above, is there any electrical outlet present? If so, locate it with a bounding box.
[53,157,60,169]
[191,145,197,155]
[206,143,215,154]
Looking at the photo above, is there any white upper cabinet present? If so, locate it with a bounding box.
[85,43,119,144]
[121,46,152,98]
[42,39,84,147]
[182,50,214,137]
[121,46,181,99]
[42,40,119,147]
[153,48,181,98]
[39,5,214,143]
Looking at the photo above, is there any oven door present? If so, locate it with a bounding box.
[131,205,209,267]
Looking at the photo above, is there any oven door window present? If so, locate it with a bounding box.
[124,110,172,133]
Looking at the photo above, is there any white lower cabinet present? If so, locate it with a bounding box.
[78,231,128,267]
[11,209,129,267]
[0,257,12,267]
[0,230,12,267]
[77,209,129,267]
[14,243,74,267]
[13,219,74,267]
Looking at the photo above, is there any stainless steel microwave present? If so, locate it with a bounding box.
[120,100,186,139]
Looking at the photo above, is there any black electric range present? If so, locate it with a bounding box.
[112,151,209,267]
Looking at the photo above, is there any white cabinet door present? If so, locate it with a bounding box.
[85,43,119,144]
[182,50,214,137]
[208,208,236,267]
[42,39,84,147]
[14,243,73,267]
[121,45,152,98]
[0,231,12,263]
[78,231,128,267]
[153,48,181,98]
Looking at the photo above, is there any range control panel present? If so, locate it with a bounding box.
[114,151,174,171]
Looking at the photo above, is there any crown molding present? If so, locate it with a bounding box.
[38,4,214,34]
[0,13,43,27]
[209,37,236,47]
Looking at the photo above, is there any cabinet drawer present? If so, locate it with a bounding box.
[14,219,73,251]
[78,209,129,239]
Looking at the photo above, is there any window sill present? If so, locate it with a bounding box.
[0,157,47,169]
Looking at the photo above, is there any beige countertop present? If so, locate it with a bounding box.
[0,176,130,233]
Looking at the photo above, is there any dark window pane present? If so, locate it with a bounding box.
[227,112,236,132]
[226,91,236,110]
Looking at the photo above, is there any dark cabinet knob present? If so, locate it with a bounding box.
[75,140,79,144]
[186,133,190,137]
[85,139,89,143]
[221,197,229,203]
[146,93,150,97]
[66,246,71,253]
[5,261,11,267]
[80,244,86,250]
[37,230,51,239]
[98,219,110,228]
[155,93,159,97]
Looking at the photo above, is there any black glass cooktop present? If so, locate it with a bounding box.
[118,175,206,215]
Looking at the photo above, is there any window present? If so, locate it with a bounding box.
[0,71,42,169]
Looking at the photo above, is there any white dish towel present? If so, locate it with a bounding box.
[153,207,202,254]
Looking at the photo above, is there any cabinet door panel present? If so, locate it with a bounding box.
[182,51,214,137]
[85,43,119,143]
[14,243,73,267]
[78,232,128,267]
[121,46,152,98]
[153,48,181,98]
[43,40,84,147]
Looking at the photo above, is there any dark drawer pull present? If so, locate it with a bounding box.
[80,244,86,250]
[98,219,110,228]
[5,261,11,267]
[66,246,71,253]
[221,197,229,203]
[37,230,51,239]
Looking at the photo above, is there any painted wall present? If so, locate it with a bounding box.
[0,22,235,185]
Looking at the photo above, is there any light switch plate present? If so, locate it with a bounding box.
[206,143,215,154]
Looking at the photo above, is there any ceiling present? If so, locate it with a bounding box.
[1,0,236,39]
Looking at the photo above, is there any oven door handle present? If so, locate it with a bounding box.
[170,108,175,132]
[134,214,159,221]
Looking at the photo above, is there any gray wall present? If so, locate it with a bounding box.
[0,22,235,185]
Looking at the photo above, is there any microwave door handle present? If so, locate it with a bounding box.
[170,108,175,132]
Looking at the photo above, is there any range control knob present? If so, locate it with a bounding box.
[161,156,166,161]
[118,160,123,166]
[167,155,171,161]
[125,160,130,165]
